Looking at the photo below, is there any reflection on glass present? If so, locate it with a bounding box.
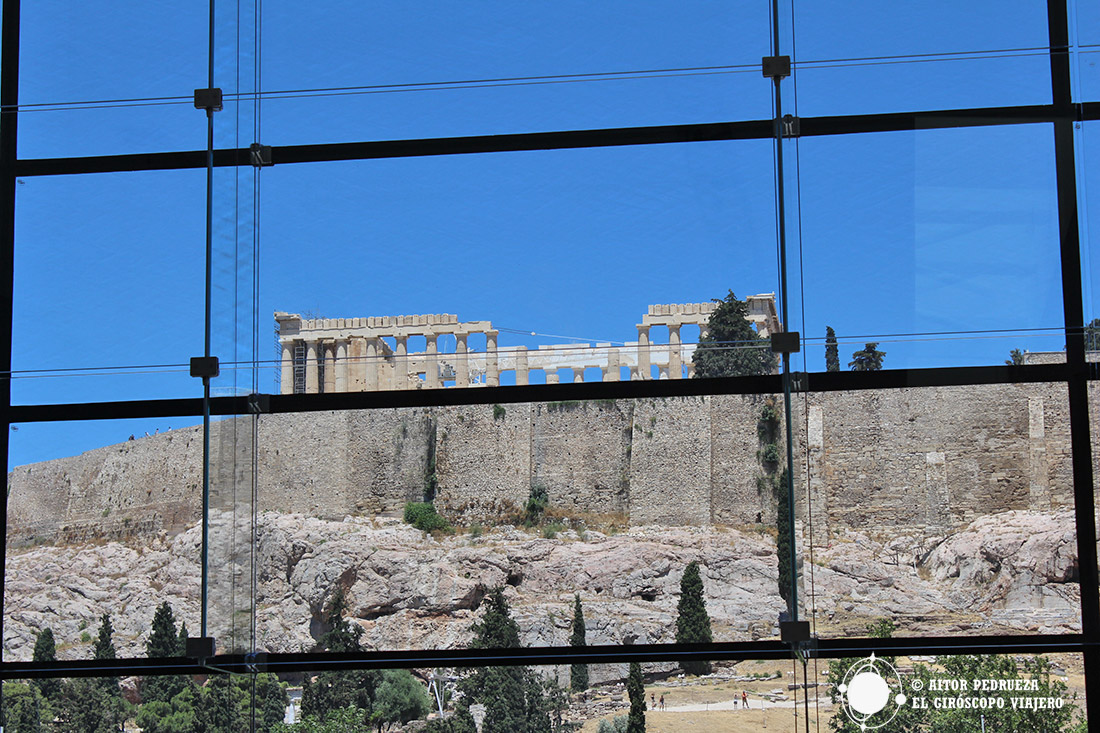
[1081,122,1100,325]
[12,170,206,404]
[260,143,779,390]
[260,2,770,144]
[794,384,1080,638]
[791,53,1051,118]
[793,124,1063,370]
[5,420,202,661]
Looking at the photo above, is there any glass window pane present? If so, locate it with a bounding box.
[791,124,1063,372]
[6,419,201,661]
[252,142,778,394]
[788,2,1050,116]
[13,170,205,404]
[260,3,772,145]
[793,384,1080,638]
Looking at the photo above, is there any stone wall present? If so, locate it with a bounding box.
[5,383,1087,545]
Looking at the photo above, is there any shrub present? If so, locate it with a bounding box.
[598,715,629,733]
[524,486,549,527]
[761,443,780,465]
[468,523,483,539]
[493,404,506,420]
[403,502,450,533]
[542,522,564,539]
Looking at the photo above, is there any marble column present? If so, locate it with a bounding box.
[365,338,379,391]
[323,342,336,393]
[668,323,682,379]
[637,325,651,380]
[305,341,319,394]
[455,331,470,386]
[486,330,500,387]
[280,342,294,394]
[350,338,366,391]
[516,348,529,385]
[426,334,440,388]
[546,370,560,384]
[335,340,349,392]
[395,334,409,390]
[605,349,620,382]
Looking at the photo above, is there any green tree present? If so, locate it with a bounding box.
[825,326,840,372]
[692,291,777,378]
[849,343,886,371]
[775,468,793,609]
[569,594,588,693]
[195,675,248,733]
[144,602,188,705]
[94,613,117,662]
[372,669,431,731]
[31,627,61,708]
[253,673,291,733]
[55,677,127,733]
[461,588,550,733]
[674,561,712,676]
[1006,348,1024,365]
[301,588,380,724]
[626,662,646,733]
[57,614,127,733]
[1085,317,1100,351]
[932,655,1083,733]
[2,682,44,733]
[422,707,477,733]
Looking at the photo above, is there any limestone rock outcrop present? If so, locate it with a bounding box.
[3,510,1082,665]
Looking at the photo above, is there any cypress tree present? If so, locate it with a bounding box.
[776,468,794,610]
[94,613,117,662]
[32,627,61,705]
[461,587,548,733]
[302,588,378,723]
[569,594,588,692]
[674,561,712,676]
[626,662,646,733]
[143,602,187,705]
[825,326,839,372]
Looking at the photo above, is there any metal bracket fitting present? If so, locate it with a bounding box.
[762,55,791,80]
[189,356,220,379]
[250,143,273,167]
[193,88,223,112]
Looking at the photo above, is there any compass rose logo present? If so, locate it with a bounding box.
[837,653,908,730]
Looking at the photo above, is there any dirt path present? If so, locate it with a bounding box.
[663,696,833,712]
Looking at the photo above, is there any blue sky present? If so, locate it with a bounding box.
[7,0,1095,467]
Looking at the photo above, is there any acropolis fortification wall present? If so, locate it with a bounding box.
[6,382,1088,547]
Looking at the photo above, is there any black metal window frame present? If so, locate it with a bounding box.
[1,1,1099,727]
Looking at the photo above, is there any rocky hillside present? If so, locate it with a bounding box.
[3,510,1081,665]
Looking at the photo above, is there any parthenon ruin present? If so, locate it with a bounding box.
[275,295,780,394]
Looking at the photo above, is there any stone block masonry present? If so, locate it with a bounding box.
[5,383,1085,546]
